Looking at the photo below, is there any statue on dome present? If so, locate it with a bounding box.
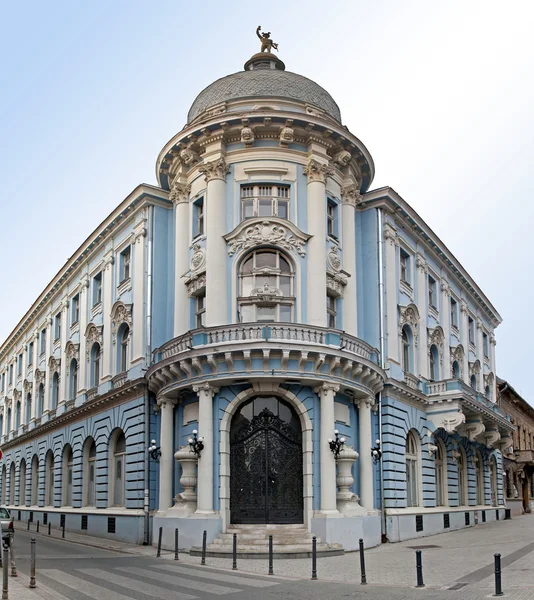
[256,26,279,53]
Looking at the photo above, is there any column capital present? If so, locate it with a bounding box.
[103,249,115,270]
[383,222,399,247]
[416,253,428,274]
[341,183,363,206]
[156,396,177,409]
[440,279,451,297]
[198,157,230,182]
[460,299,468,314]
[314,382,340,396]
[132,219,147,243]
[193,383,219,397]
[169,181,191,204]
[355,396,375,410]
[303,158,334,184]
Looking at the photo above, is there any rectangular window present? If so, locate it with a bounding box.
[120,247,131,282]
[71,294,79,325]
[327,294,337,329]
[428,275,436,309]
[483,332,489,358]
[400,249,410,284]
[468,317,475,345]
[0,373,4,392]
[55,313,62,341]
[450,298,458,328]
[17,354,23,376]
[93,272,102,306]
[28,342,33,366]
[8,365,13,385]
[240,184,290,220]
[40,329,46,354]
[327,200,338,238]
[193,198,204,238]
[196,294,206,328]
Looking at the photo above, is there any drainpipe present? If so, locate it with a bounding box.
[377,207,387,542]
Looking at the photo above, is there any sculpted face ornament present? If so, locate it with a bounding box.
[256,25,279,53]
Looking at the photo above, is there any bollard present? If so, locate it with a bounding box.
[30,538,36,589]
[268,535,273,575]
[62,521,65,539]
[156,527,163,558]
[36,521,39,534]
[2,543,8,600]
[9,540,16,578]
[174,528,179,561]
[311,536,317,580]
[232,533,238,570]
[201,530,207,566]
[494,553,503,596]
[27,520,30,531]
[48,522,51,536]
[359,538,367,585]
[415,550,425,588]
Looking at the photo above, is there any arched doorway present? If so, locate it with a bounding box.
[230,396,303,524]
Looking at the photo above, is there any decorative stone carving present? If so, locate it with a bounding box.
[482,428,501,448]
[179,148,200,166]
[172,446,198,515]
[428,443,438,457]
[110,302,133,345]
[441,280,451,297]
[484,372,494,390]
[383,222,399,247]
[428,410,466,434]
[450,345,465,378]
[13,389,21,402]
[65,341,79,363]
[336,448,365,515]
[240,126,255,147]
[398,303,420,346]
[469,360,481,377]
[460,299,468,314]
[327,272,347,298]
[466,419,485,441]
[169,181,191,204]
[416,253,428,274]
[303,158,334,183]
[279,126,294,147]
[428,326,445,366]
[34,369,45,386]
[190,244,206,271]
[250,283,283,301]
[198,157,231,182]
[186,273,206,298]
[225,219,310,257]
[498,435,513,453]
[23,379,32,394]
[327,246,342,272]
[48,356,61,374]
[332,150,352,168]
[85,323,103,361]
[341,184,362,206]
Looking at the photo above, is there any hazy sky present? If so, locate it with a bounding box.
[1,1,533,396]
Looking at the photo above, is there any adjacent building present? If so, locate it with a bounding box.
[0,44,514,551]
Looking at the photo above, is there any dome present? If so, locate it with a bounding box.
[187,53,341,124]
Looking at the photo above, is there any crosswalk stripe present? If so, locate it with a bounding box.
[41,569,138,600]
[152,563,278,587]
[79,568,197,600]
[116,566,240,595]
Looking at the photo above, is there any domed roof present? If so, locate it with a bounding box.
[187,54,341,124]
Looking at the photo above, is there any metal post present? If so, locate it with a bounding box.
[29,538,36,589]
[2,544,8,600]
[48,522,51,536]
[415,550,425,588]
[156,527,162,558]
[27,520,30,531]
[494,553,503,596]
[201,530,207,565]
[36,521,39,534]
[9,541,16,578]
[232,533,237,570]
[268,535,273,575]
[359,538,367,585]
[311,536,317,580]
[62,521,65,539]
[174,528,179,561]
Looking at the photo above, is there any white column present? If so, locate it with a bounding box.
[194,383,218,513]
[476,318,484,392]
[315,383,340,513]
[1,399,6,437]
[384,222,399,365]
[490,333,497,402]
[132,219,147,364]
[101,249,115,381]
[43,317,52,414]
[341,183,360,336]
[58,300,68,406]
[416,254,428,379]
[30,331,39,422]
[357,397,375,511]
[172,180,191,337]
[20,346,27,427]
[304,159,332,327]
[78,278,89,394]
[199,158,229,327]
[460,300,470,384]
[440,280,451,377]
[157,397,176,512]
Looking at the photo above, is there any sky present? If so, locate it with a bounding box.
[1,0,533,396]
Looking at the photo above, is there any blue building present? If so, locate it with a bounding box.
[0,45,513,551]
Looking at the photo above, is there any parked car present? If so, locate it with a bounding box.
[0,507,13,546]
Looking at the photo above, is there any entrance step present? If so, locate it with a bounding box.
[190,524,344,559]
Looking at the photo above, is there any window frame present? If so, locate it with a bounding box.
[399,248,411,285]
[450,297,458,329]
[54,312,62,341]
[435,439,448,507]
[468,316,475,345]
[326,199,339,239]
[483,332,489,358]
[195,294,206,328]
[120,246,131,283]
[71,294,80,325]
[240,184,290,221]
[92,272,103,307]
[406,430,420,508]
[110,431,127,507]
[193,197,205,238]
[457,447,467,505]
[327,293,337,329]
[428,275,437,309]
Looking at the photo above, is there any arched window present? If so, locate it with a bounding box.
[475,450,485,505]
[110,431,126,507]
[470,374,477,390]
[20,459,26,506]
[45,450,54,506]
[37,384,44,417]
[62,445,73,506]
[30,455,39,505]
[238,249,295,323]
[6,408,11,433]
[402,326,412,373]
[457,447,467,505]
[25,394,31,424]
[51,372,60,409]
[84,438,97,507]
[69,359,78,400]
[485,386,490,399]
[91,343,101,388]
[490,456,498,506]
[435,439,448,507]
[15,401,21,430]
[117,325,130,373]
[452,360,460,379]
[429,345,439,381]
[406,430,420,507]
[9,463,15,505]
[0,465,6,505]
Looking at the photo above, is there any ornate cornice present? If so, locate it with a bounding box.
[303,158,334,184]
[198,157,230,182]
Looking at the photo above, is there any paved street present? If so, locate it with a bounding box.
[8,515,534,599]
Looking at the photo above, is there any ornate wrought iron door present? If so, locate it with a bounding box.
[230,400,303,524]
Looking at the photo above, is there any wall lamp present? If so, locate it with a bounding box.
[148,439,161,463]
[328,430,346,459]
[371,439,382,464]
[188,430,204,458]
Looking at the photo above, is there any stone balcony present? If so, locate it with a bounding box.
[148,323,384,399]
[515,449,534,464]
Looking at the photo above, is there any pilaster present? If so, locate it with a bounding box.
[30,331,39,422]
[101,249,115,381]
[171,177,191,337]
[157,397,177,512]
[460,300,470,385]
[58,299,69,409]
[341,180,360,336]
[416,254,428,379]
[440,280,451,377]
[78,277,89,394]
[384,222,400,365]
[356,396,375,510]
[132,218,147,364]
